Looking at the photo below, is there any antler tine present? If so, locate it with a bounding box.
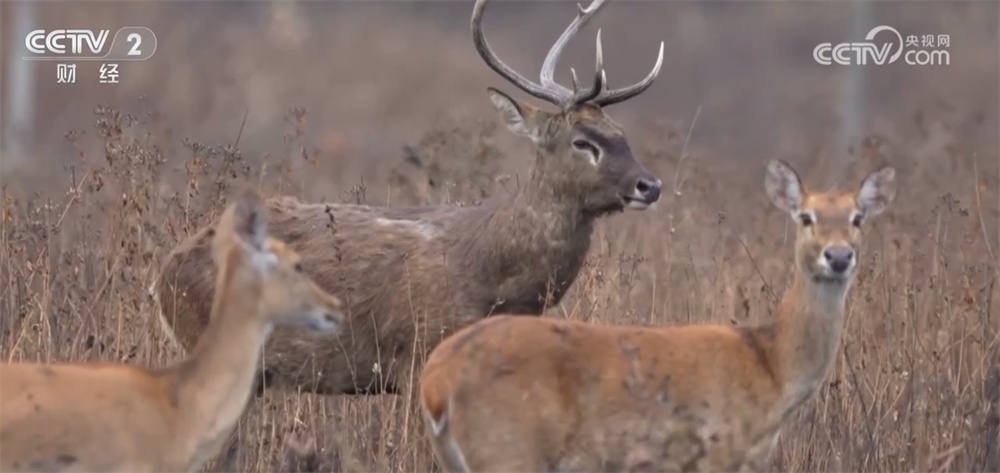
[538,0,608,102]
[569,28,607,105]
[570,64,606,104]
[471,0,564,106]
[591,41,665,107]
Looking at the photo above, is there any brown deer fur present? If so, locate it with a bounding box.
[0,192,343,473]
[153,0,666,396]
[419,160,897,472]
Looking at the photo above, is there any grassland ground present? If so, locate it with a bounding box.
[1,103,997,472]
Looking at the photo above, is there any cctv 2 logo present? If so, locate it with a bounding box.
[23,27,157,61]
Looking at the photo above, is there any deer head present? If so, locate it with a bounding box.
[211,191,345,331]
[765,160,897,283]
[472,0,665,215]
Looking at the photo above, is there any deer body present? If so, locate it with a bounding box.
[154,0,666,396]
[419,160,897,472]
[159,195,593,395]
[1,363,181,472]
[0,193,344,473]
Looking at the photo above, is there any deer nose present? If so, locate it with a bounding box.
[823,246,855,273]
[634,176,662,203]
[310,310,343,333]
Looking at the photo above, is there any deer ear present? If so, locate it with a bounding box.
[230,191,268,253]
[856,167,896,217]
[765,159,804,215]
[487,87,546,142]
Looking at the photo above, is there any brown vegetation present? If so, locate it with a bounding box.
[1,1,997,472]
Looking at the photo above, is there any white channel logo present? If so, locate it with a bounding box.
[22,27,157,61]
[813,25,950,66]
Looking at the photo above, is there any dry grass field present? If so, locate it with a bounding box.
[1,1,999,472]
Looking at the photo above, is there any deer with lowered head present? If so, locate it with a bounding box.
[153,0,666,396]
[418,160,897,472]
[0,192,344,473]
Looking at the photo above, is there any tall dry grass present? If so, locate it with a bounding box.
[1,101,997,473]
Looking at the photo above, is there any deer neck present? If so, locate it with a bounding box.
[506,156,594,236]
[771,268,852,412]
[164,264,270,450]
[447,154,595,315]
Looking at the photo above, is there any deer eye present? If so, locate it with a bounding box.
[572,139,600,160]
[851,213,864,227]
[294,263,304,272]
[799,213,814,227]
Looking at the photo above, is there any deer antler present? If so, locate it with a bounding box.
[539,0,608,99]
[471,0,566,106]
[472,0,664,109]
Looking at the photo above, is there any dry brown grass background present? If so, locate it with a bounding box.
[1,1,999,472]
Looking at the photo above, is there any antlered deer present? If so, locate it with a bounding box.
[0,192,343,473]
[419,160,897,472]
[153,0,666,396]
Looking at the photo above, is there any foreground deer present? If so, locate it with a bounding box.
[0,192,344,473]
[419,160,897,472]
[153,0,665,396]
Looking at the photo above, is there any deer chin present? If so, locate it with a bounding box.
[622,196,653,211]
[811,268,854,284]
